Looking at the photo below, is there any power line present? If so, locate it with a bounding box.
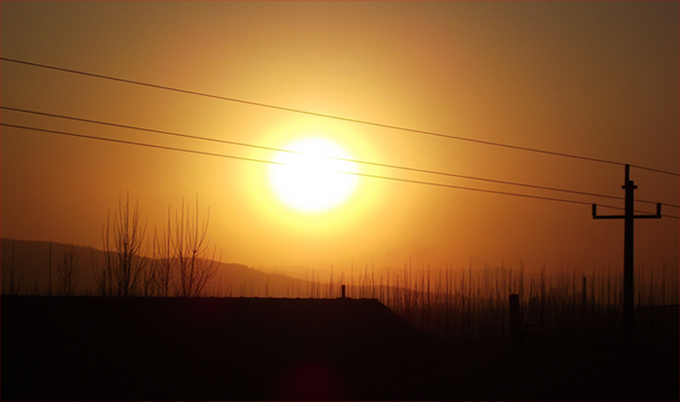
[10,121,678,218]
[4,106,677,209]
[3,56,678,177]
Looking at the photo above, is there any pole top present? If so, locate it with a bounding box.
[623,164,637,190]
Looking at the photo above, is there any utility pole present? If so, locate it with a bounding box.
[592,164,661,340]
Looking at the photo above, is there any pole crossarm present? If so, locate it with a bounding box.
[592,203,662,219]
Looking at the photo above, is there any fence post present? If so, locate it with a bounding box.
[509,294,523,368]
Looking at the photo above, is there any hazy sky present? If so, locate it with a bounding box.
[2,1,678,275]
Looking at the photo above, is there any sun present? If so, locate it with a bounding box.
[269,137,359,212]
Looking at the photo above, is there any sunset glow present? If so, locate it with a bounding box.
[1,3,679,400]
[1,0,677,291]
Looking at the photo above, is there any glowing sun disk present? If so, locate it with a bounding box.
[269,138,358,212]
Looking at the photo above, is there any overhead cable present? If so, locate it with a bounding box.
[2,56,677,177]
[3,106,677,209]
[4,122,677,219]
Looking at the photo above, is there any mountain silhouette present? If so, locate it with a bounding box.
[1,238,320,297]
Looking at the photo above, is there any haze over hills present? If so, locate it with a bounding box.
[4,238,671,300]
[1,238,313,297]
[1,238,467,298]
[1,238,530,298]
[1,238,525,297]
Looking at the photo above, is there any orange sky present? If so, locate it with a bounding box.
[1,1,678,276]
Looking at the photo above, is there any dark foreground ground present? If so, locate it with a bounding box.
[2,296,678,401]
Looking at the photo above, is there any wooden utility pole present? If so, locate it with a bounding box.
[592,164,661,337]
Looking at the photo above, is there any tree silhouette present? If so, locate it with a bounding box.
[101,193,148,297]
[91,247,107,296]
[94,194,218,297]
[173,198,219,297]
[152,205,176,297]
[57,245,79,296]
[2,238,25,295]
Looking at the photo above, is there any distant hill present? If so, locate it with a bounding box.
[4,239,605,299]
[1,238,313,297]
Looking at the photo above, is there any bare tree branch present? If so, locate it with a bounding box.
[101,192,148,297]
[3,238,25,295]
[153,204,176,297]
[57,245,79,296]
[173,197,220,297]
